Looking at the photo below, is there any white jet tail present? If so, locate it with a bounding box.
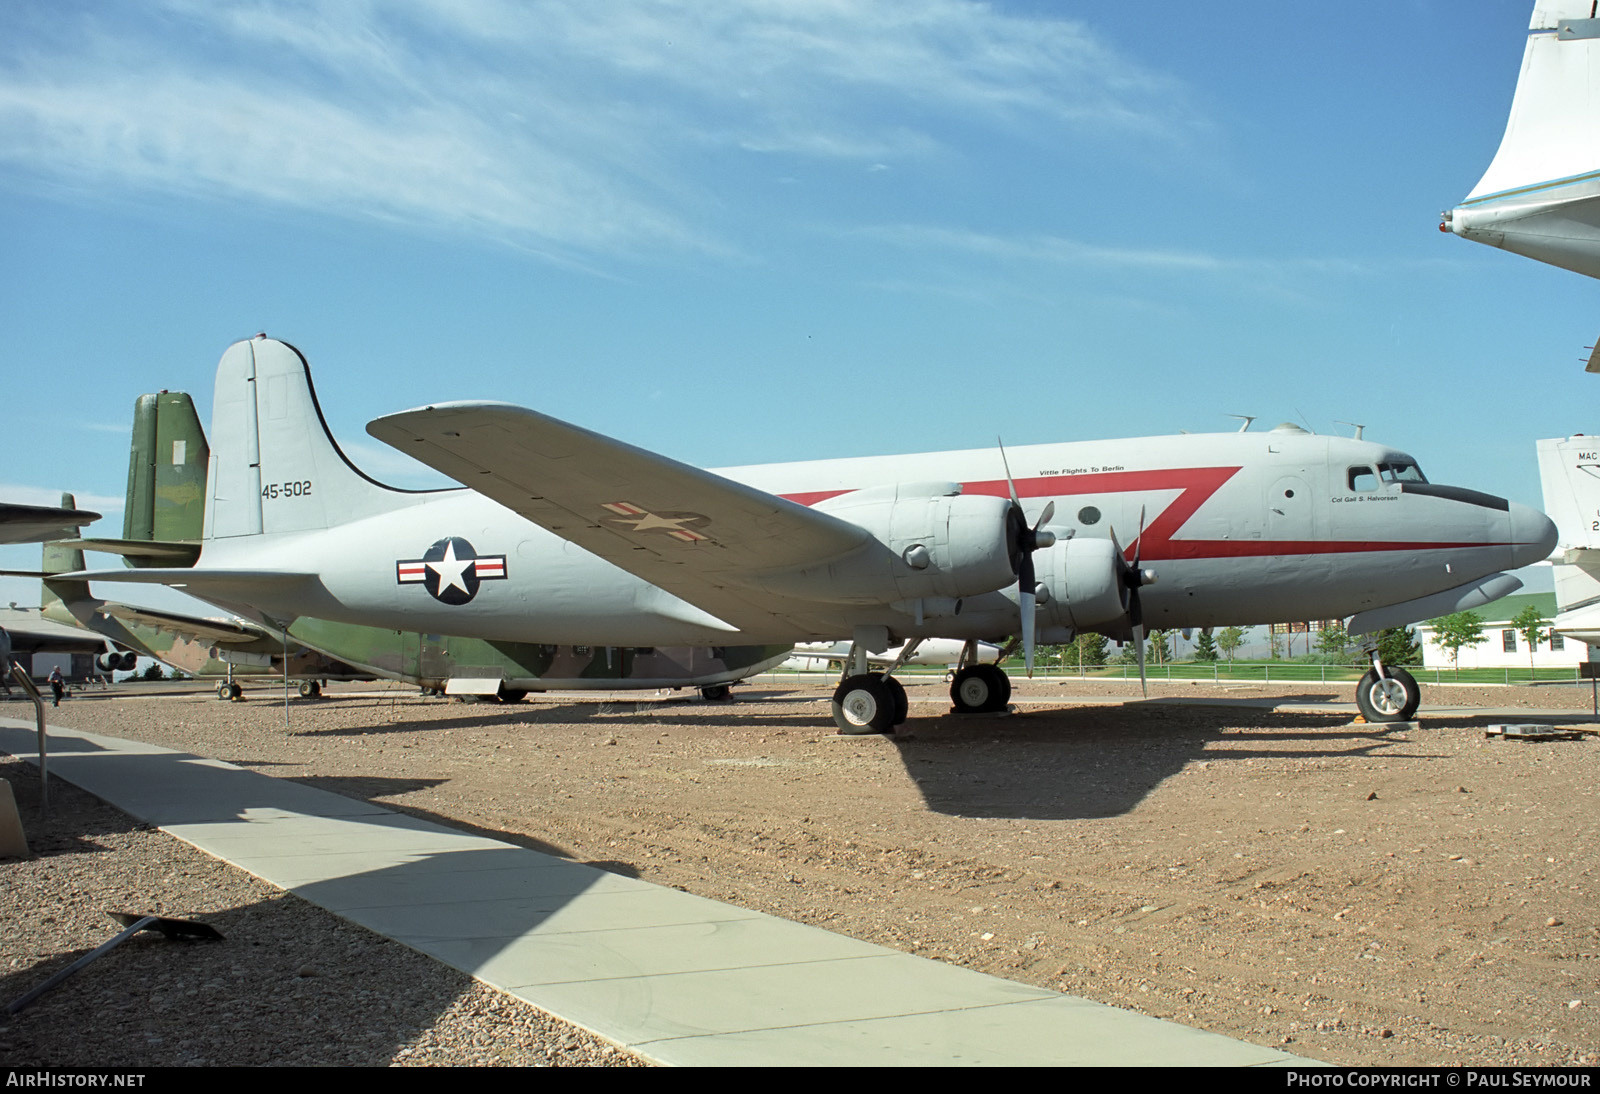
[1535,436,1600,639]
[1444,2,1600,283]
[205,336,441,539]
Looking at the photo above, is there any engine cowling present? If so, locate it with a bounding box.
[754,482,1017,605]
[1036,536,1128,632]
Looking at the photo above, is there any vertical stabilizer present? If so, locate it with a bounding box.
[1536,435,1600,620]
[125,392,209,543]
[205,336,425,540]
[40,492,91,623]
[1445,2,1600,279]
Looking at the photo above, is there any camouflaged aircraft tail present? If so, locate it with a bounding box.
[40,492,89,619]
[125,391,209,543]
[204,336,438,540]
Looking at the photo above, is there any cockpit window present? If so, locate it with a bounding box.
[1348,466,1378,492]
[1377,460,1427,485]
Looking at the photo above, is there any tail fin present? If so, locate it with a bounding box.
[1536,435,1600,614]
[125,391,209,543]
[41,493,93,625]
[206,336,426,540]
[1444,2,1600,279]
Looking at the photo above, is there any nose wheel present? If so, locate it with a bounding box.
[1355,666,1420,722]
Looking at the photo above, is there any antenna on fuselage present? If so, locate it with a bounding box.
[1228,415,1256,433]
[1334,420,1366,440]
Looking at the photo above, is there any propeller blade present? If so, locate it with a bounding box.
[1021,589,1036,676]
[1134,622,1148,697]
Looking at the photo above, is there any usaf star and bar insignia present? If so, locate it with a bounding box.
[601,501,710,543]
[397,537,507,605]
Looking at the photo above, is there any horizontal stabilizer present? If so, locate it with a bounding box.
[0,502,99,545]
[98,604,266,645]
[63,567,318,599]
[62,538,202,566]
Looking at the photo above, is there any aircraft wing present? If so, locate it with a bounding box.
[368,402,870,631]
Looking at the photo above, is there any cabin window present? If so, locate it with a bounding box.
[1348,466,1378,491]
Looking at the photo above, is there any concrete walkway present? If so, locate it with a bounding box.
[1,717,1309,1066]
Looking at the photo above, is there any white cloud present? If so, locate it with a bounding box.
[0,1,1204,262]
[0,484,123,513]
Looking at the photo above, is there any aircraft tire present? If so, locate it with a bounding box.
[832,673,896,735]
[1356,667,1420,722]
[497,685,528,703]
[297,680,321,699]
[216,682,232,701]
[883,675,908,725]
[950,664,1010,714]
[701,685,732,702]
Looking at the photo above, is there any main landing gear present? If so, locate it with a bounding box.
[831,673,908,735]
[949,663,1010,714]
[829,637,1015,734]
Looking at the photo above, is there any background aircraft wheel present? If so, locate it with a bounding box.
[950,664,1010,714]
[1356,667,1420,722]
[883,675,908,725]
[831,674,896,735]
[297,680,321,699]
[216,682,232,701]
[700,684,732,702]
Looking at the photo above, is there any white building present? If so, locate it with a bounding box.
[1415,592,1580,671]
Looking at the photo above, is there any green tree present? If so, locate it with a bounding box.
[1374,626,1422,667]
[1511,603,1550,676]
[1215,626,1247,665]
[141,661,165,681]
[1193,630,1219,662]
[1316,623,1353,665]
[1429,611,1486,676]
[1072,632,1108,671]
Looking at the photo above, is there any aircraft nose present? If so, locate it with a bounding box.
[1508,501,1558,569]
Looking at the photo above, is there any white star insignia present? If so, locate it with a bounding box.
[427,539,473,596]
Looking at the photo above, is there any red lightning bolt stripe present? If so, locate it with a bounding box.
[781,467,1513,562]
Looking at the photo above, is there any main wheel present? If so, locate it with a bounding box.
[883,675,909,725]
[950,664,1011,714]
[216,681,232,701]
[701,684,732,702]
[1355,666,1420,722]
[832,674,897,735]
[497,684,528,703]
[297,680,321,699]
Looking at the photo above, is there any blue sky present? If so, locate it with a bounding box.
[0,1,1582,612]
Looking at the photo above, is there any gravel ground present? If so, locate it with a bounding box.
[3,674,1600,1067]
[0,744,645,1066]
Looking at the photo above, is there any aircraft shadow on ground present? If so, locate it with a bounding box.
[0,747,633,1063]
[887,705,1419,821]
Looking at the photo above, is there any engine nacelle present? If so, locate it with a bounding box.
[1036,536,1128,632]
[754,482,1017,605]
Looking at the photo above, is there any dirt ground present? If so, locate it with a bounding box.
[5,674,1600,1067]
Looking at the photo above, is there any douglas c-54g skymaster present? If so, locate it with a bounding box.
[77,336,1557,733]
